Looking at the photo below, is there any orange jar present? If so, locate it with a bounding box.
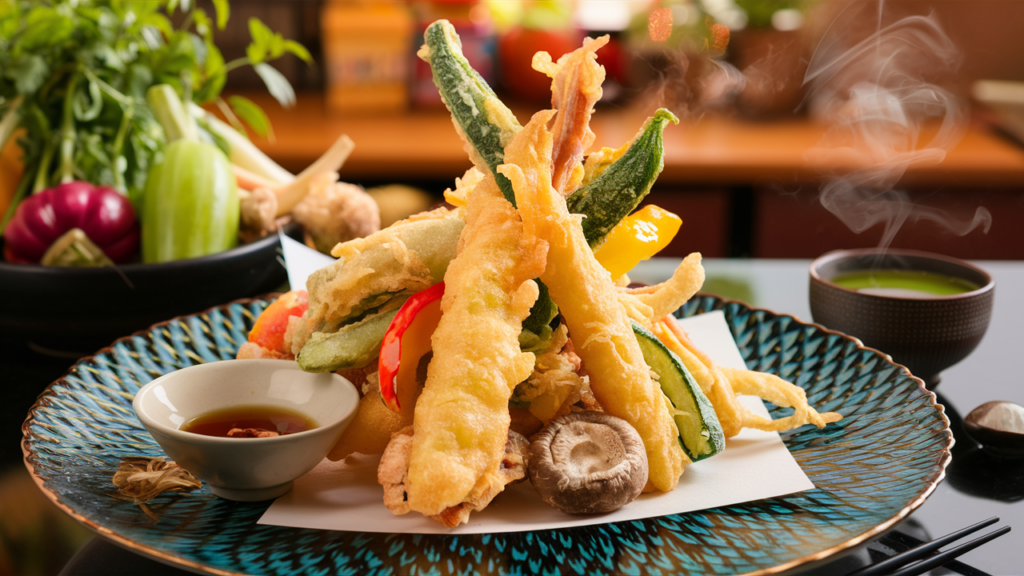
[321,0,414,113]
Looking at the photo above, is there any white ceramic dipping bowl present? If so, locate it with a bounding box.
[133,359,359,502]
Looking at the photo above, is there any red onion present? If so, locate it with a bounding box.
[3,182,139,264]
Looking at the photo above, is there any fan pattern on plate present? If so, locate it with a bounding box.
[23,295,951,576]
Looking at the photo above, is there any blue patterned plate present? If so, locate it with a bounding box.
[22,294,952,576]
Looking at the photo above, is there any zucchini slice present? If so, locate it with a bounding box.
[568,109,679,247]
[421,20,677,244]
[421,19,522,206]
[297,306,403,373]
[632,321,724,462]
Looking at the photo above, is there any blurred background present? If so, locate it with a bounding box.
[204,0,1024,261]
[3,0,1024,574]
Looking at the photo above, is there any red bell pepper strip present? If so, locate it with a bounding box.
[379,282,445,412]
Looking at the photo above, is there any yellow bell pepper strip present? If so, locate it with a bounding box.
[379,282,445,412]
[593,204,682,281]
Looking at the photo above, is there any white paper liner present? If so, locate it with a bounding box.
[258,310,814,534]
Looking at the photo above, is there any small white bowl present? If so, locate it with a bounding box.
[133,359,359,501]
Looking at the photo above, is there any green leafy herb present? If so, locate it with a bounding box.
[0,0,312,233]
[226,95,272,139]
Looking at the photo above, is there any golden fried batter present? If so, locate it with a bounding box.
[303,207,464,338]
[721,367,843,432]
[443,167,486,207]
[381,427,529,527]
[405,173,547,519]
[656,316,843,437]
[621,253,706,326]
[658,315,746,438]
[500,110,686,493]
[533,35,608,196]
[515,325,587,423]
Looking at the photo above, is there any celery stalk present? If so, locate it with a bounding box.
[0,96,23,154]
[147,85,198,143]
[189,103,295,185]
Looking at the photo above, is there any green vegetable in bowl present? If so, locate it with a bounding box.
[0,0,311,244]
[141,85,238,263]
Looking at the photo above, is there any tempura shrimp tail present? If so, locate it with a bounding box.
[405,172,546,520]
[501,110,686,493]
[534,34,609,196]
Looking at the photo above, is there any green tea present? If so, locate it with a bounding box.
[831,270,979,298]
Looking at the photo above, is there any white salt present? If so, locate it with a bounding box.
[978,403,1024,434]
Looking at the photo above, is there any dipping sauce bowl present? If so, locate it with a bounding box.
[133,359,359,501]
[810,248,994,388]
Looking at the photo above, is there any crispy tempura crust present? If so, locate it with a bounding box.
[721,367,843,431]
[626,253,706,323]
[500,110,686,493]
[533,35,608,196]
[304,208,464,334]
[406,175,546,517]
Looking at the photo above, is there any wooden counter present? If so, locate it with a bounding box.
[247,93,1024,187]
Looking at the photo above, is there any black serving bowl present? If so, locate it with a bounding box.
[0,223,302,352]
[809,248,995,388]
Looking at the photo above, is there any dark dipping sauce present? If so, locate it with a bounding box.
[181,405,318,438]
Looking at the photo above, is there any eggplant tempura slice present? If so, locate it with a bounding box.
[404,173,547,521]
[500,110,687,493]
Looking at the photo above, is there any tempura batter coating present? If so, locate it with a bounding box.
[533,35,608,196]
[627,253,706,323]
[405,175,546,518]
[303,207,464,335]
[721,367,843,432]
[500,110,686,492]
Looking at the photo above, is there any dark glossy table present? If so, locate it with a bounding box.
[634,258,1024,575]
[37,258,1024,575]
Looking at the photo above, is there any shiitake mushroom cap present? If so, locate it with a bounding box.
[527,410,649,515]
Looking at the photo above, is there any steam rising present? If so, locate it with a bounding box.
[804,3,991,251]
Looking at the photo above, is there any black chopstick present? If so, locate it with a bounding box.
[885,526,1011,576]
[846,517,1009,576]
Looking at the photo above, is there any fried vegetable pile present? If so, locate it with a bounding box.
[240,19,841,527]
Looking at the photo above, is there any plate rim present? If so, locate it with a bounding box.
[20,295,281,576]
[21,293,954,576]
[686,294,954,576]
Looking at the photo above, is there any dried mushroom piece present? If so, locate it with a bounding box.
[527,411,648,515]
